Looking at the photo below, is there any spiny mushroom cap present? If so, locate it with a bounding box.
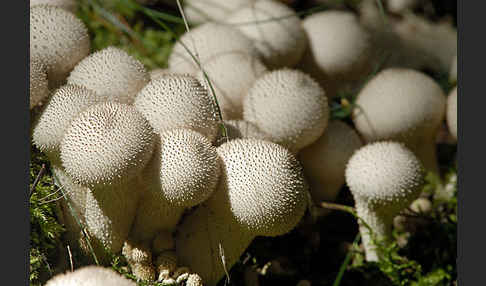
[67,47,149,104]
[30,0,77,12]
[32,84,104,157]
[153,129,220,207]
[446,87,457,141]
[134,74,219,141]
[226,0,307,69]
[243,69,329,152]
[30,5,90,88]
[210,139,308,237]
[450,55,457,83]
[195,52,268,119]
[61,102,156,188]
[168,23,258,75]
[353,68,446,143]
[299,120,363,203]
[183,0,254,25]
[300,11,371,81]
[45,266,136,286]
[186,273,204,286]
[29,58,49,109]
[215,119,270,146]
[345,141,425,214]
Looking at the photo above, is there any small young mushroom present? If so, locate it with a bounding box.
[345,141,425,261]
[243,69,329,153]
[195,52,268,119]
[183,0,254,25]
[67,47,150,105]
[447,86,457,142]
[214,119,270,146]
[226,0,307,69]
[122,241,156,281]
[45,266,137,286]
[29,59,49,110]
[186,273,204,286]
[176,139,308,285]
[352,68,446,175]
[30,5,90,89]
[298,120,363,211]
[134,74,219,141]
[30,0,77,12]
[299,11,372,98]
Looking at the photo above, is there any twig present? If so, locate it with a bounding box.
[318,201,356,214]
[67,245,74,272]
[30,164,46,198]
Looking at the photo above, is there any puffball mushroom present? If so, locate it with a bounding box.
[345,141,425,262]
[226,0,307,69]
[352,68,446,175]
[29,59,49,110]
[60,102,156,254]
[45,266,137,286]
[130,129,220,242]
[176,139,308,285]
[30,0,77,12]
[447,87,457,142]
[299,11,372,98]
[299,120,363,206]
[214,119,270,146]
[243,69,329,153]
[134,74,219,141]
[183,0,254,25]
[168,22,258,75]
[67,46,150,104]
[30,5,90,89]
[195,52,268,119]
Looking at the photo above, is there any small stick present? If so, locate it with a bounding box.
[318,201,356,214]
[67,245,74,272]
[30,164,46,198]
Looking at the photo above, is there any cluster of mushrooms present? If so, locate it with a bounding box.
[30,0,457,285]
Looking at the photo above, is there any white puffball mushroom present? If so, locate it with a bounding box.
[30,5,90,89]
[30,59,49,109]
[447,87,457,142]
[196,52,268,119]
[243,69,329,152]
[30,0,77,12]
[67,47,150,104]
[176,139,308,285]
[186,273,204,286]
[352,68,446,175]
[298,120,363,205]
[226,0,307,69]
[345,141,425,262]
[214,119,270,146]
[134,74,219,141]
[61,102,156,188]
[183,0,254,25]
[299,11,372,98]
[45,266,137,286]
[168,23,258,75]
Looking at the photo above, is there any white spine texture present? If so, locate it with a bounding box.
[226,0,307,69]
[352,68,446,175]
[67,47,149,105]
[243,69,329,152]
[29,59,49,109]
[30,0,78,12]
[345,142,425,261]
[30,5,90,88]
[45,266,137,286]
[447,87,457,142]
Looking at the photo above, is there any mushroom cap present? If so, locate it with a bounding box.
[446,87,457,141]
[243,69,329,152]
[195,52,268,119]
[214,119,270,146]
[152,129,220,207]
[345,141,425,214]
[32,84,104,157]
[183,0,254,25]
[168,23,258,75]
[67,47,149,104]
[299,11,371,87]
[210,139,308,237]
[30,0,77,12]
[299,120,363,203]
[45,266,137,286]
[30,5,90,88]
[60,102,155,188]
[186,273,204,286]
[226,0,307,68]
[353,68,446,144]
[29,58,49,109]
[134,74,219,141]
